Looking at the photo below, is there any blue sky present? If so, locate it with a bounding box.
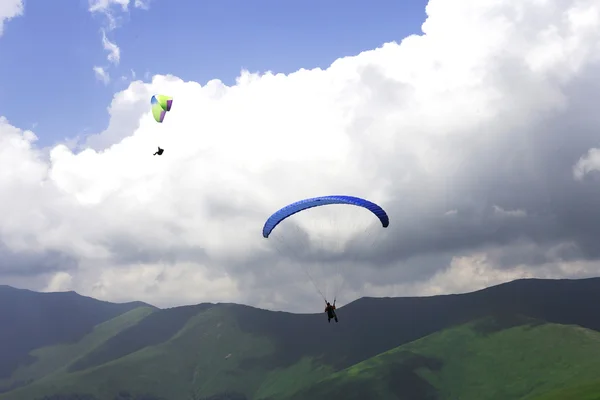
[0,0,427,147]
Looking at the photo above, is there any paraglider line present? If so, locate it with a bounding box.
[272,231,327,303]
[301,263,328,303]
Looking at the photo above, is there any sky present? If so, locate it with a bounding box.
[1,0,600,313]
[0,0,427,148]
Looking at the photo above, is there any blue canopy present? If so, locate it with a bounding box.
[262,195,389,238]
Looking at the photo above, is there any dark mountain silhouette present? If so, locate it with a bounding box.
[0,285,154,378]
[229,277,600,370]
[2,278,600,400]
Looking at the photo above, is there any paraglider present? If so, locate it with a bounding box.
[151,94,173,123]
[263,195,389,322]
[150,95,172,155]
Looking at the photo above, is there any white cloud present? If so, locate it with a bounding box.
[87,262,240,307]
[102,30,120,65]
[93,66,110,84]
[89,0,150,30]
[89,0,148,81]
[89,0,129,14]
[133,0,150,10]
[360,253,536,298]
[0,0,23,37]
[363,251,600,299]
[573,147,600,180]
[493,205,526,218]
[44,271,73,292]
[2,0,600,311]
[89,0,150,13]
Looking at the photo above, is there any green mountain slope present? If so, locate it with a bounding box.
[0,306,155,392]
[5,278,600,399]
[0,305,333,400]
[0,285,154,381]
[8,313,600,400]
[290,316,600,400]
[526,380,600,400]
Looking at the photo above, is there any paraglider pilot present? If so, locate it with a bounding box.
[325,301,338,323]
[153,147,164,156]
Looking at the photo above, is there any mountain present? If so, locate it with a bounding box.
[290,315,600,400]
[0,285,155,385]
[529,380,600,400]
[1,278,600,399]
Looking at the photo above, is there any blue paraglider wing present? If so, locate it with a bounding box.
[262,195,389,238]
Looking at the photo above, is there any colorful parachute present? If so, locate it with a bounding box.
[151,94,173,123]
[262,195,389,303]
[262,195,389,238]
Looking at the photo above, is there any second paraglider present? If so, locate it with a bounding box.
[150,94,173,156]
[151,94,173,123]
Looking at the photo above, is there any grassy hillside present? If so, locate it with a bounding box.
[290,316,600,400]
[0,285,154,380]
[0,305,334,400]
[225,277,600,375]
[0,306,155,392]
[7,313,600,400]
[525,380,600,400]
[5,278,600,399]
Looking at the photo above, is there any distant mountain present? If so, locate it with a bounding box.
[290,315,600,400]
[0,285,155,381]
[2,278,600,400]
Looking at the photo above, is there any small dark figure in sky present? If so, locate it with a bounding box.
[153,147,164,156]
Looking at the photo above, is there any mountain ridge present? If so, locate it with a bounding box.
[3,277,600,399]
[0,285,156,380]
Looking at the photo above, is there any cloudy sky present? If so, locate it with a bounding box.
[1,0,600,313]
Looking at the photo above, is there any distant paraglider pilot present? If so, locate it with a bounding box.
[153,147,164,156]
[325,301,338,323]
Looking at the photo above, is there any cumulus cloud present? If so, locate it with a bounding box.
[493,205,526,218]
[93,66,110,84]
[573,147,600,180]
[133,0,150,10]
[363,250,600,299]
[89,0,129,14]
[0,0,23,36]
[2,0,600,312]
[89,0,147,80]
[89,0,148,30]
[44,271,73,292]
[101,30,120,65]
